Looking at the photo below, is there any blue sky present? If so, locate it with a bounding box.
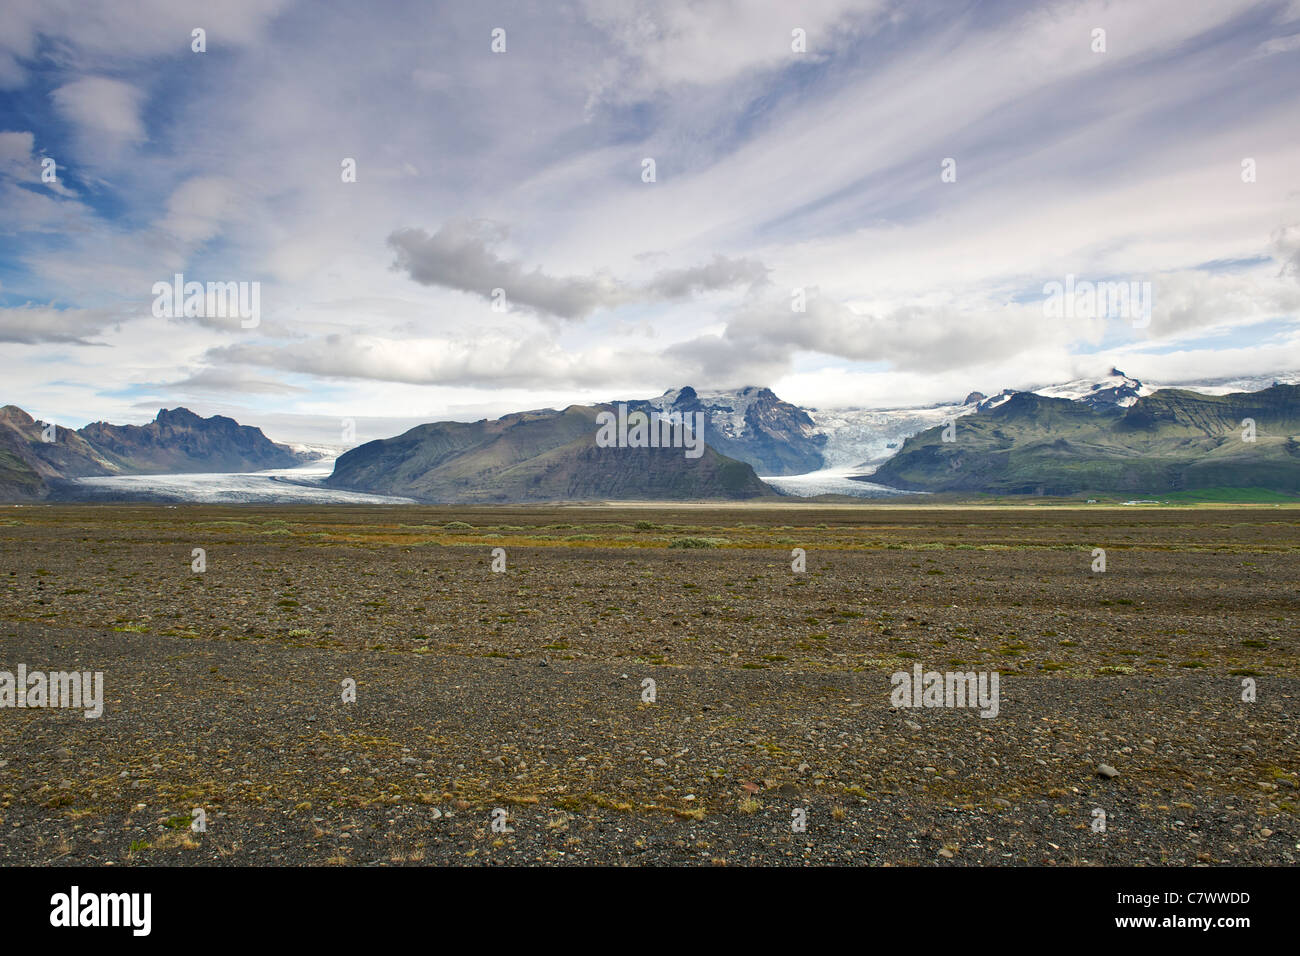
[2,0,1299,445]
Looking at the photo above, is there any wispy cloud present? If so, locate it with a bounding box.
[0,304,119,344]
[0,0,1297,432]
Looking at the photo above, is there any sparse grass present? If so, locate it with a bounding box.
[670,537,722,549]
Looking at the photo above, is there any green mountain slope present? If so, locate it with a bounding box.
[326,404,775,502]
[870,385,1300,495]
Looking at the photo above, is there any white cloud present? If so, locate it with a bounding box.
[1253,32,1300,56]
[2,0,1300,442]
[50,76,146,147]
[0,304,120,344]
[0,0,287,86]
[157,177,248,244]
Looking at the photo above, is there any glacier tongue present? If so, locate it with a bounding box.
[808,400,982,472]
[762,468,921,498]
[69,460,416,504]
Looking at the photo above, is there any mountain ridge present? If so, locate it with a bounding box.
[870,384,1300,495]
[324,403,773,503]
[6,368,1300,502]
[0,406,303,500]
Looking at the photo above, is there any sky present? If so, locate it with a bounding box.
[2,0,1300,446]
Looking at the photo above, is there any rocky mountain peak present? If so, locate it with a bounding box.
[0,405,36,427]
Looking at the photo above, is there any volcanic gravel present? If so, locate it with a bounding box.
[0,504,1296,865]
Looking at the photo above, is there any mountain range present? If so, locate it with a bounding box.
[4,368,1299,502]
[0,405,303,500]
[871,384,1300,496]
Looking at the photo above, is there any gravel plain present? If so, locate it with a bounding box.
[0,504,1296,865]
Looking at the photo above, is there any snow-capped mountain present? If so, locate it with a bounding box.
[806,369,1300,478]
[1030,368,1150,408]
[1018,368,1300,406]
[626,385,826,475]
[1145,370,1300,396]
[872,381,1300,497]
[15,370,1296,503]
[620,370,1300,493]
[769,368,1300,496]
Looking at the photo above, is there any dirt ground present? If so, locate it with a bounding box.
[0,503,1296,865]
